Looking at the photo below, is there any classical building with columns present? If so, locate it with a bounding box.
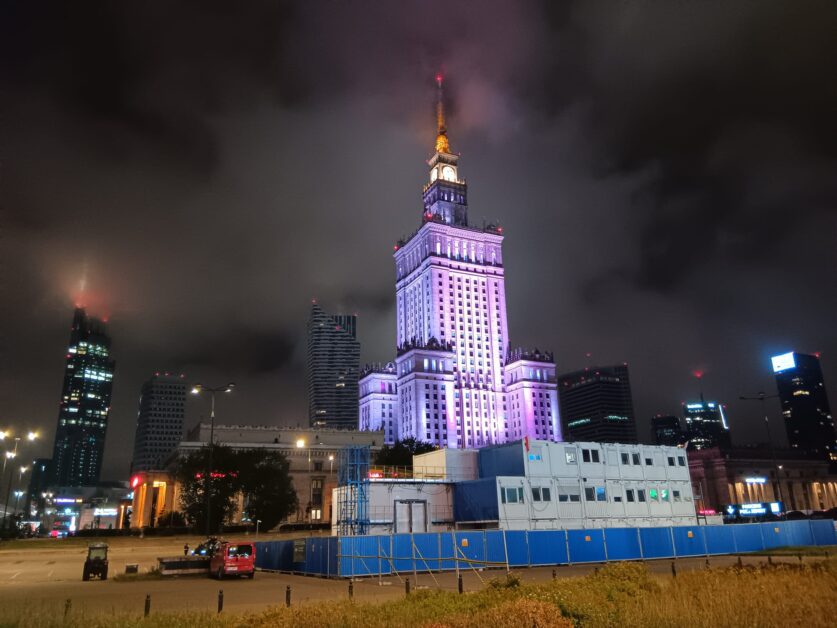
[688,446,837,514]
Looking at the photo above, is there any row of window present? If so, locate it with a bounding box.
[566,447,686,468]
[501,485,686,505]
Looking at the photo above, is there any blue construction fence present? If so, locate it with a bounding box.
[254,519,836,579]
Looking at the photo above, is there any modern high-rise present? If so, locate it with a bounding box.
[130,373,188,472]
[359,75,561,448]
[652,414,685,447]
[682,398,731,450]
[772,352,835,458]
[557,364,638,443]
[307,302,360,428]
[50,307,115,487]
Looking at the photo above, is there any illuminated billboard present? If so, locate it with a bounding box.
[724,502,783,517]
[771,352,796,373]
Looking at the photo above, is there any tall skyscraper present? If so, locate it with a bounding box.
[130,373,188,472]
[50,307,115,487]
[359,75,560,448]
[652,414,685,446]
[682,398,731,450]
[557,364,638,443]
[772,352,835,458]
[307,302,360,428]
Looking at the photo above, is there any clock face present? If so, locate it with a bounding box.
[442,165,456,181]
[430,168,438,182]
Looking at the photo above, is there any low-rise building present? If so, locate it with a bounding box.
[129,424,383,528]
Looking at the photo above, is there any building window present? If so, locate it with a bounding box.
[673,490,681,501]
[501,486,524,504]
[667,456,675,466]
[621,453,629,465]
[584,487,595,501]
[596,487,607,502]
[626,489,635,502]
[582,449,590,463]
[591,450,600,463]
[645,458,653,466]
[565,448,577,464]
[678,456,686,467]
[638,489,647,502]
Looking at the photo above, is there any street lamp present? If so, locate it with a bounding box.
[2,431,38,531]
[328,454,335,475]
[191,382,235,535]
[740,392,785,513]
[12,490,24,518]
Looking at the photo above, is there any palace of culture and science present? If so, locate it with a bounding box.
[359,77,561,449]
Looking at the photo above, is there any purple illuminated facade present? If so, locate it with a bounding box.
[360,77,561,448]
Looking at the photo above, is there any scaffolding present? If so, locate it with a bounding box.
[337,446,371,536]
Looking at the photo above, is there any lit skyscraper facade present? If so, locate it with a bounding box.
[50,307,115,487]
[772,352,835,458]
[557,365,638,443]
[652,414,685,447]
[682,398,731,450]
[131,373,187,472]
[360,76,560,448]
[307,302,360,428]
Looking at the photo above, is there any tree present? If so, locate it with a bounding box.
[237,450,298,530]
[175,445,240,533]
[374,438,437,467]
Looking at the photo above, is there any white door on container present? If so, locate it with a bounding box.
[394,500,427,533]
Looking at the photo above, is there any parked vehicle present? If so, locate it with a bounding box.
[83,543,109,581]
[209,541,255,579]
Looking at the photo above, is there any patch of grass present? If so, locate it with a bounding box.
[751,544,835,556]
[1,559,836,627]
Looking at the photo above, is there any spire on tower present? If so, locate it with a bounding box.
[434,73,451,154]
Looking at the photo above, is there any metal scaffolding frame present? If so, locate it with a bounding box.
[337,446,371,536]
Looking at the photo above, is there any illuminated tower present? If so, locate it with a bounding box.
[772,352,835,458]
[307,302,360,428]
[383,75,560,448]
[50,307,115,487]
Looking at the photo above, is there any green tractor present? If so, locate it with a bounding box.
[82,543,109,581]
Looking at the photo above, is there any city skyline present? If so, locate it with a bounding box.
[2,2,836,479]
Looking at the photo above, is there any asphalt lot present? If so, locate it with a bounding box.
[0,537,829,619]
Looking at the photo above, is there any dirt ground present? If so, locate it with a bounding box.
[0,536,828,618]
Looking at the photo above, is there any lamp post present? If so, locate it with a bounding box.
[740,392,785,513]
[2,431,37,531]
[328,454,335,475]
[191,383,235,536]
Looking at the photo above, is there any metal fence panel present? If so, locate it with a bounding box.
[603,527,642,561]
[703,524,736,554]
[567,528,606,563]
[671,526,706,557]
[759,523,787,550]
[639,527,674,559]
[392,534,414,573]
[732,523,764,553]
[527,530,568,565]
[810,519,837,546]
[413,533,441,572]
[454,531,486,568]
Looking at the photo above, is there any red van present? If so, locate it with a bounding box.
[209,541,255,579]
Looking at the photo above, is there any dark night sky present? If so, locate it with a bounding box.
[1,1,835,481]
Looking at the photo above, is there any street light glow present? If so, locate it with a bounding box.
[225,383,236,393]
[27,431,37,441]
[296,439,305,448]
[0,430,7,440]
[191,384,203,395]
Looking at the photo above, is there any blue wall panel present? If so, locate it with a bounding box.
[453,479,499,522]
[439,533,457,571]
[732,524,764,553]
[505,531,531,567]
[759,523,787,549]
[454,531,486,568]
[478,444,524,479]
[567,528,606,563]
[392,534,414,573]
[528,530,568,565]
[485,531,507,567]
[784,520,813,547]
[704,524,736,555]
[603,528,642,561]
[413,533,441,572]
[810,519,837,546]
[376,535,393,575]
[672,526,706,557]
[640,527,674,559]
[340,536,381,577]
